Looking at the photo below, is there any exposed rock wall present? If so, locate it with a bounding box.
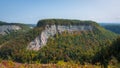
[27,25,93,51]
[0,25,21,35]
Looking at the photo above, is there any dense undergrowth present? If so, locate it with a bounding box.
[0,60,120,68]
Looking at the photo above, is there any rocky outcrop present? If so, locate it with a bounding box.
[0,25,21,35]
[27,25,93,51]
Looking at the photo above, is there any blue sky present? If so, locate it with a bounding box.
[0,0,120,24]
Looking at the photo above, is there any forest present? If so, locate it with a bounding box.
[101,23,120,34]
[0,19,120,68]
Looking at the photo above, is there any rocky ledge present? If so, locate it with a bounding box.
[27,24,93,51]
[0,25,21,35]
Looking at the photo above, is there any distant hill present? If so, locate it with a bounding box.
[0,21,31,46]
[27,24,36,28]
[0,21,30,35]
[100,23,120,34]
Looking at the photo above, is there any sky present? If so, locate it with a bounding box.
[0,0,120,24]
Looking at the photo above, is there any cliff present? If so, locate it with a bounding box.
[0,21,30,35]
[0,25,21,35]
[27,19,97,50]
[0,19,118,63]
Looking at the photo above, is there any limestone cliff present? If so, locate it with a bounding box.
[0,25,21,35]
[27,24,93,51]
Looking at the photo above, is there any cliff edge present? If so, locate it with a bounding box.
[27,19,99,50]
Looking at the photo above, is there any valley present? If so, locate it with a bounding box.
[0,19,120,68]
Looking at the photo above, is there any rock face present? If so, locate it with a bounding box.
[0,25,21,35]
[27,25,93,51]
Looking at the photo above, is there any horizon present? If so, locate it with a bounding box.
[0,0,120,24]
[0,18,120,24]
[26,21,120,24]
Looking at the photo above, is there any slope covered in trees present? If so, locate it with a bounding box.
[0,19,119,67]
[0,21,31,45]
[100,23,120,34]
[37,19,98,27]
[92,37,120,68]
